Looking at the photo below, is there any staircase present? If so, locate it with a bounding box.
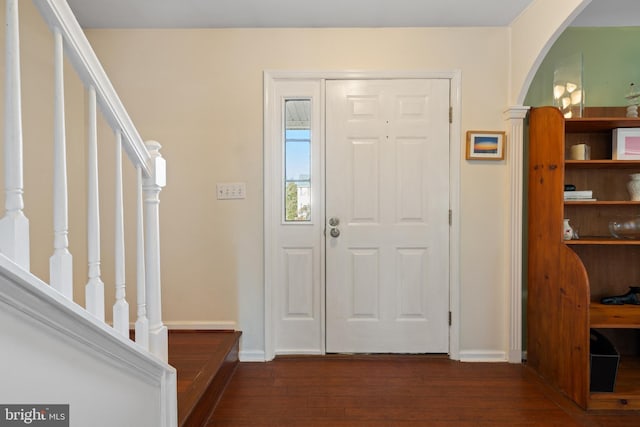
[0,1,176,425]
[0,2,243,426]
[169,330,242,427]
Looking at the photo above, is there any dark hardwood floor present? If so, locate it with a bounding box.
[206,355,640,427]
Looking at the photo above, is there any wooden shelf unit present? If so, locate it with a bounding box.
[528,107,640,410]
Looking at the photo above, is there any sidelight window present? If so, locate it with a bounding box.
[284,99,312,222]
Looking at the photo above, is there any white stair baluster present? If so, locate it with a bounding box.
[135,165,149,350]
[85,86,104,321]
[113,131,129,336]
[50,29,73,299]
[0,0,29,270]
[144,141,167,361]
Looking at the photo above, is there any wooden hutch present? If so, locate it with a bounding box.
[527,106,640,410]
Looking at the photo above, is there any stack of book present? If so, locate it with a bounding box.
[564,190,595,201]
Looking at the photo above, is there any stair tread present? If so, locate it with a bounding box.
[168,330,241,427]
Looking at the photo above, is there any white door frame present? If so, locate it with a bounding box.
[264,70,462,361]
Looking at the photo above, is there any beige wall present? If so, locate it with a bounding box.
[1,0,584,359]
[84,27,511,356]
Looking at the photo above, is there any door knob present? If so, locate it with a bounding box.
[330,227,340,238]
[329,217,340,227]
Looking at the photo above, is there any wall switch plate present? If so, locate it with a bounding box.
[216,182,246,200]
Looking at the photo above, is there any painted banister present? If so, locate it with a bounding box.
[0,0,29,271]
[85,86,105,322]
[113,131,129,337]
[32,0,151,177]
[50,28,73,299]
[135,165,150,351]
[144,141,168,363]
[1,0,168,364]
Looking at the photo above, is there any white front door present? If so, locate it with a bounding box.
[325,79,450,353]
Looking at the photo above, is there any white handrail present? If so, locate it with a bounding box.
[33,0,151,177]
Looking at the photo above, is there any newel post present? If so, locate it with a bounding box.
[0,0,29,270]
[143,141,167,362]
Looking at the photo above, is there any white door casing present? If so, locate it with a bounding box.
[263,71,461,362]
[325,79,450,353]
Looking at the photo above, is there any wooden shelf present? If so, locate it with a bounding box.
[566,237,640,245]
[565,160,640,169]
[589,357,640,410]
[590,303,640,328]
[564,200,640,206]
[566,117,640,132]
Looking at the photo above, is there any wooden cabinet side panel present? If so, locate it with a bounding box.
[527,107,590,408]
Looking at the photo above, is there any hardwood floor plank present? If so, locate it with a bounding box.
[207,357,640,426]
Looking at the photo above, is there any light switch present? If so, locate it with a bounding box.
[216,182,246,200]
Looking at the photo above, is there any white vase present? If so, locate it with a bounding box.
[627,173,640,201]
[563,218,574,240]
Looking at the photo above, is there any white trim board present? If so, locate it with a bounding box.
[459,350,508,363]
[239,350,267,362]
[163,321,237,330]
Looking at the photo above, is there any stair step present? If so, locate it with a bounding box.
[168,330,241,427]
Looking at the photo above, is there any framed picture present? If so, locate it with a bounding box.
[612,128,640,160]
[466,131,506,160]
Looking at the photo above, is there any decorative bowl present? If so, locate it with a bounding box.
[609,217,640,239]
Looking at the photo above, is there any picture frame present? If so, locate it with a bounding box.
[466,131,506,160]
[612,128,640,160]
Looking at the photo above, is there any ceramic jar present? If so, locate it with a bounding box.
[627,173,640,201]
[563,218,575,240]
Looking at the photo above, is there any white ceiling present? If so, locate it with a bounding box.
[65,0,639,29]
[66,0,533,28]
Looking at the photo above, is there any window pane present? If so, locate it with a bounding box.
[284,100,311,222]
[285,134,310,181]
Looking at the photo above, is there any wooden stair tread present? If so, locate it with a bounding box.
[168,330,241,427]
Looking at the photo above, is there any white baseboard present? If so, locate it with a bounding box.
[508,349,524,364]
[163,321,237,330]
[275,349,323,356]
[459,350,507,362]
[239,350,266,362]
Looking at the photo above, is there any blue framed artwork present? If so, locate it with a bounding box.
[466,130,506,160]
